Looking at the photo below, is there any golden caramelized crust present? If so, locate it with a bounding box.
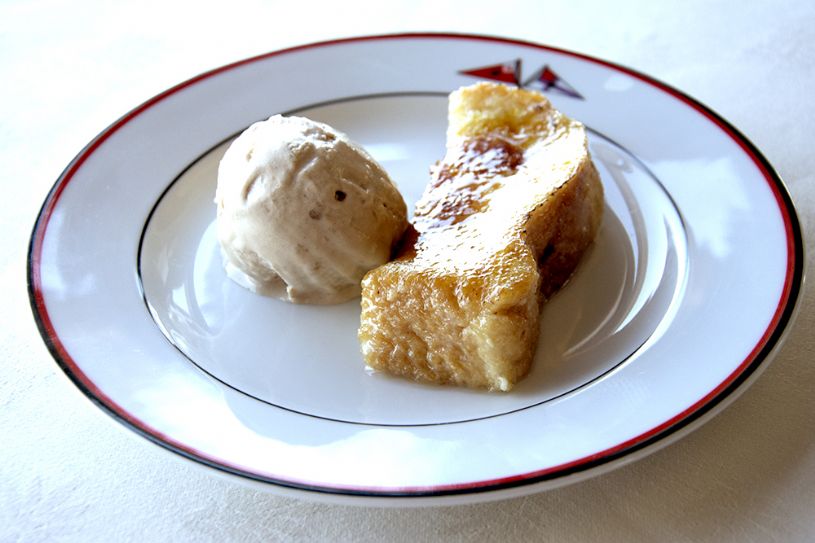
[358,82,604,391]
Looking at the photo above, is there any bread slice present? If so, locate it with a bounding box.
[358,82,604,391]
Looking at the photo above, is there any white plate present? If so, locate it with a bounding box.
[29,34,803,506]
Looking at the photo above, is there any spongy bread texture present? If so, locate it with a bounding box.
[359,82,604,391]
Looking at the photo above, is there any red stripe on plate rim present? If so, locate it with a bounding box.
[28,32,803,497]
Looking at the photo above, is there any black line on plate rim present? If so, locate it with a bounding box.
[27,33,805,498]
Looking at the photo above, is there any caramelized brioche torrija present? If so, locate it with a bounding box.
[359,82,604,391]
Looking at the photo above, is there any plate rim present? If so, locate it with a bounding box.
[27,32,805,499]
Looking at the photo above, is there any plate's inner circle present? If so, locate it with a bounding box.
[139,95,688,426]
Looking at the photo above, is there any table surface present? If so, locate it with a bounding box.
[3,0,814,541]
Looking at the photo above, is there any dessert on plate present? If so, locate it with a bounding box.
[215,114,408,304]
[359,82,604,391]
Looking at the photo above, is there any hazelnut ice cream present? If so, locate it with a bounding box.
[215,115,408,304]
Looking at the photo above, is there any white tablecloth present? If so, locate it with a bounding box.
[3,0,813,540]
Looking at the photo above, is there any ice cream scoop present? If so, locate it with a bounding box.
[215,115,408,304]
